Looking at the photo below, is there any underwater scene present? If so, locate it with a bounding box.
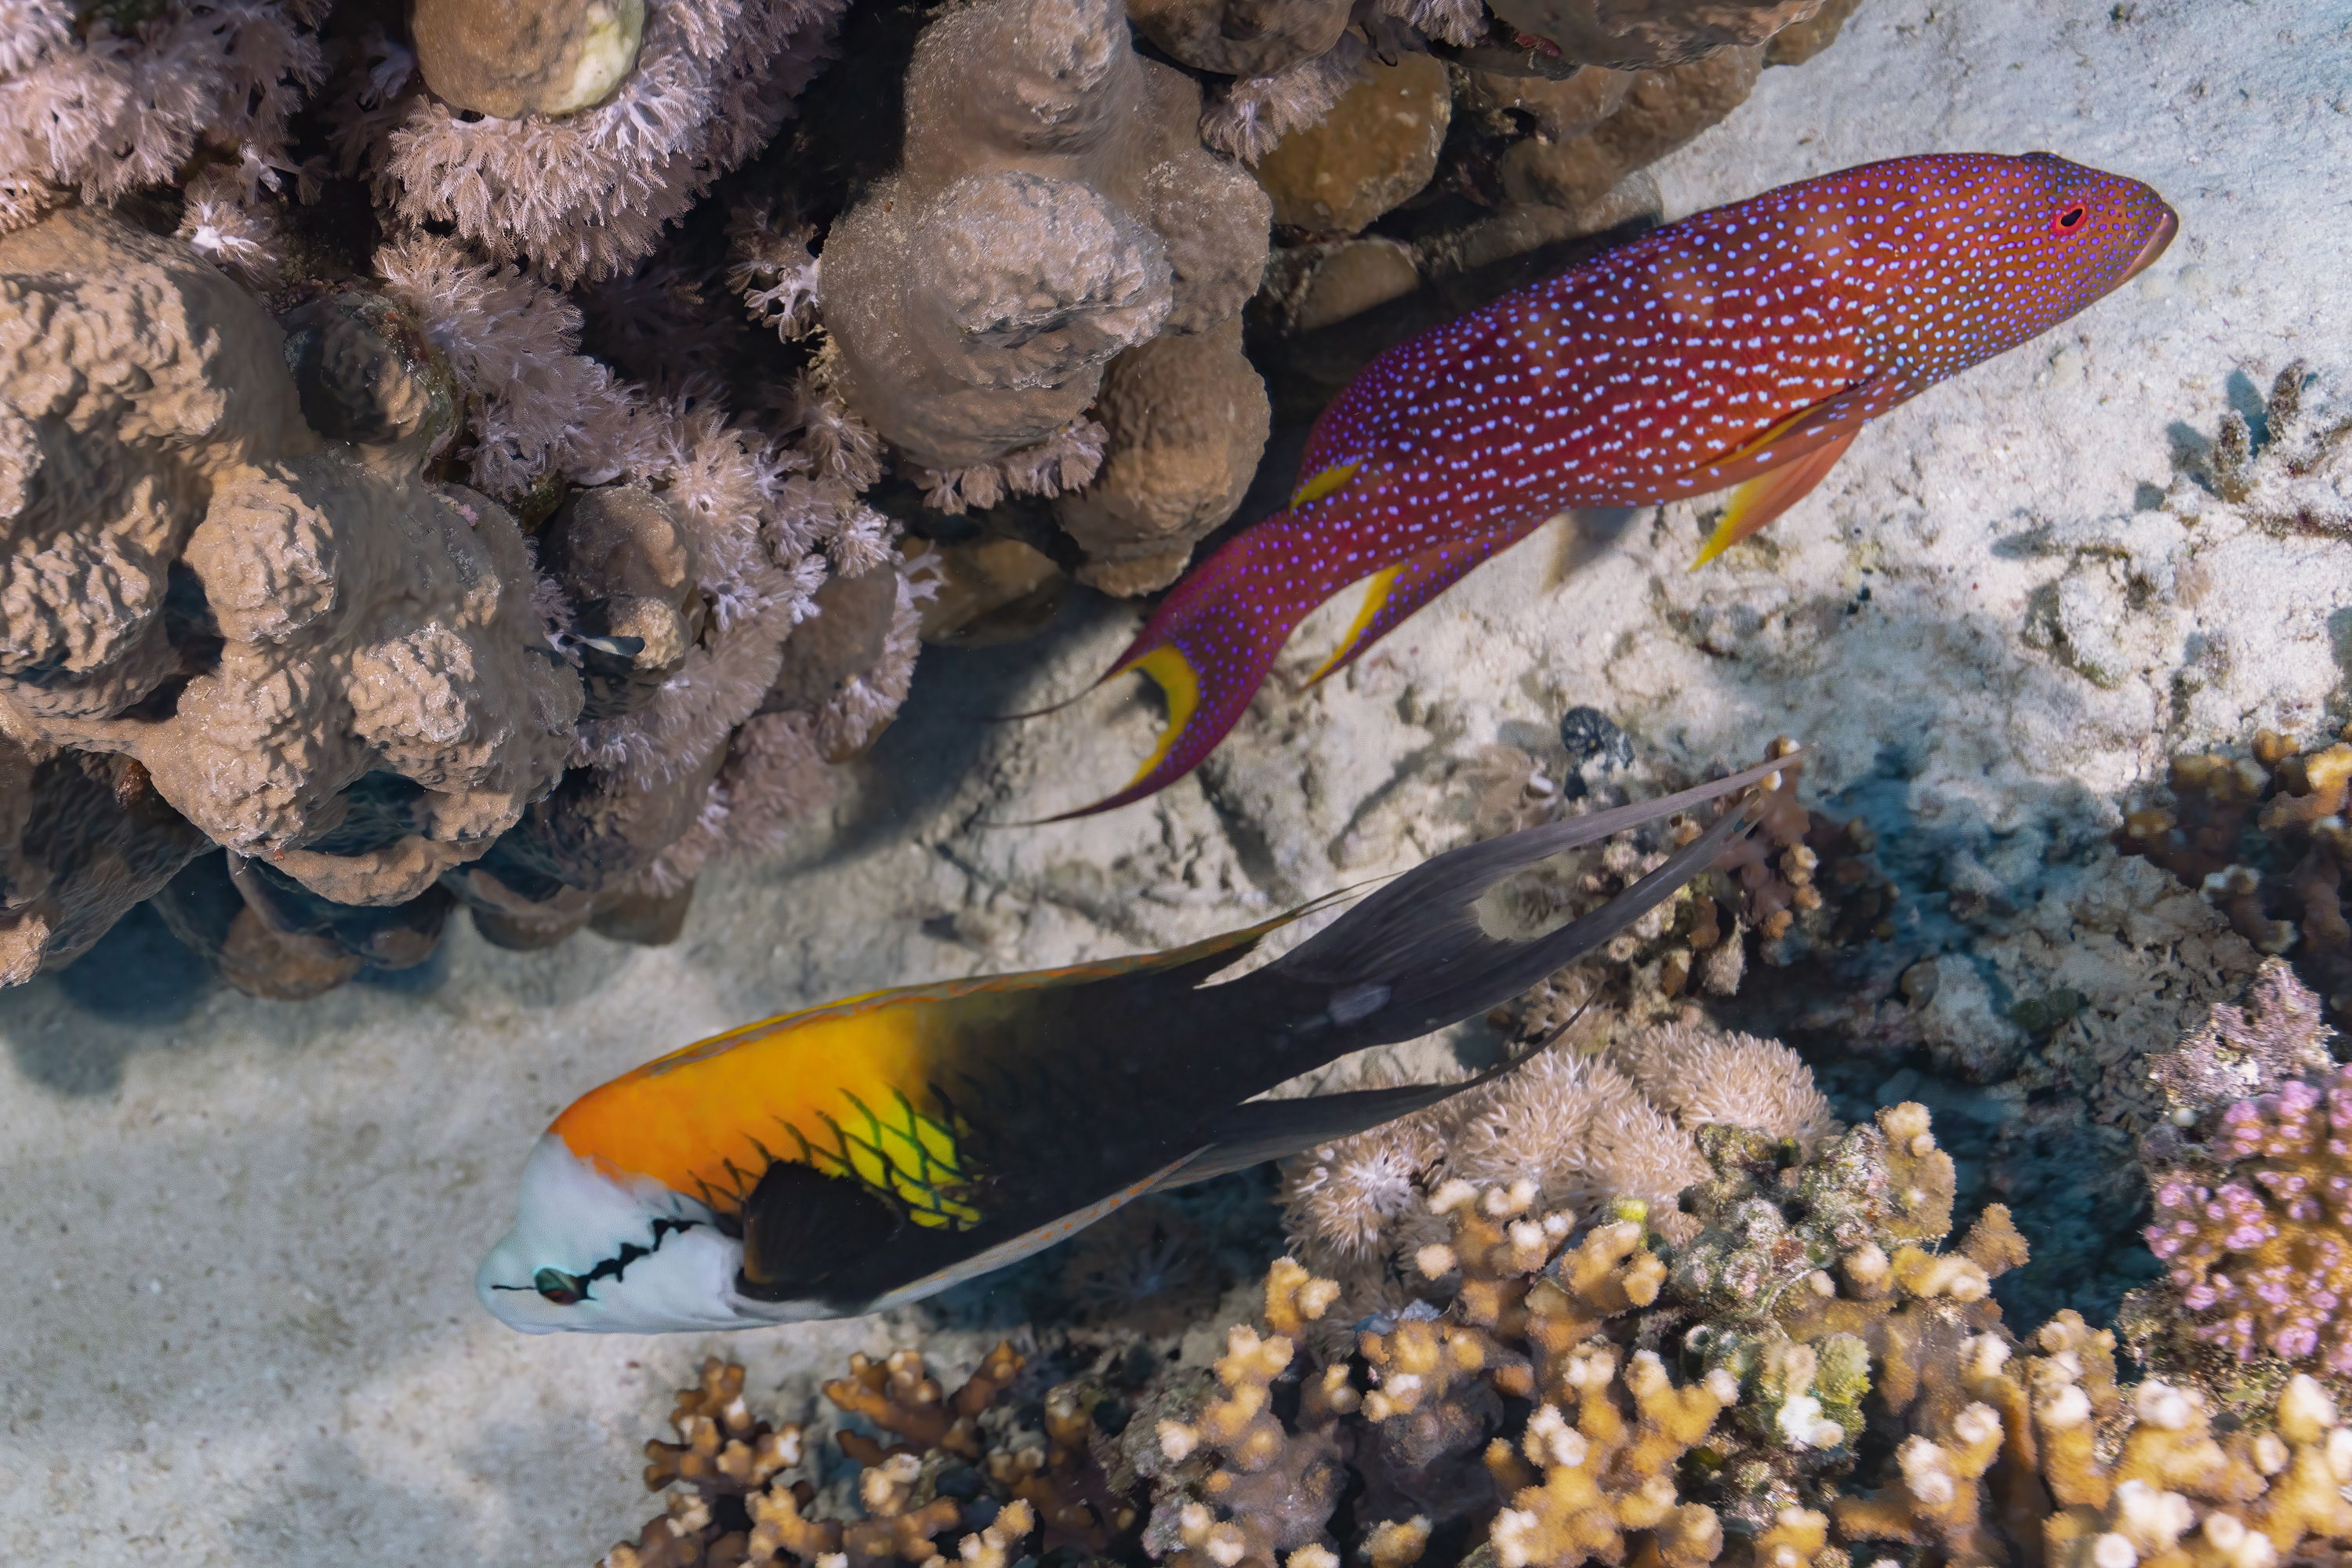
[4,0,2351,1561]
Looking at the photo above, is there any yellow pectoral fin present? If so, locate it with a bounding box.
[1116,643,1203,789]
[1691,426,1861,569]
[1291,461,1361,508]
[1306,564,1403,684]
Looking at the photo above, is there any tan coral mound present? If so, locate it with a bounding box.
[1,209,581,914]
[1281,1017,1843,1313]
[816,0,1270,528]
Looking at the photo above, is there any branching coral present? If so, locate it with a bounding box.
[2117,726,2352,1015]
[608,1341,1138,1568]
[2136,965,2352,1372]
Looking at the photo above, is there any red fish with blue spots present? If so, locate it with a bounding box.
[1051,152,2176,818]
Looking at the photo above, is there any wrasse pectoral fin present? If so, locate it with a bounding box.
[1153,1077,1525,1191]
[1692,425,1861,568]
[735,1159,904,1301]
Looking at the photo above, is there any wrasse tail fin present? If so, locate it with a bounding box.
[1269,753,1792,1044]
[1691,426,1860,568]
[1149,1078,1501,1191]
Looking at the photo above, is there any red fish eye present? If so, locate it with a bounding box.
[2050,206,2089,234]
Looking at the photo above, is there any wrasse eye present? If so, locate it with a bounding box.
[533,1266,586,1305]
[2050,206,2089,234]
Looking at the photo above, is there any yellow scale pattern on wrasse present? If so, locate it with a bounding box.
[548,920,1305,1235]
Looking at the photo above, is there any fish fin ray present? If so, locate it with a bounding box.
[1691,426,1860,568]
[1265,754,1792,1041]
[1291,460,1361,507]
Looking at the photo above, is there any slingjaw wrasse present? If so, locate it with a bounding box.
[477,754,1795,1333]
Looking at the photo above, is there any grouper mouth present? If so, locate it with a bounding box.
[2123,204,2180,283]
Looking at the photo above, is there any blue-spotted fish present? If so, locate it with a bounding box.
[1047,152,2176,818]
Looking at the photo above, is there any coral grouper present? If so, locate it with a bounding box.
[1054,153,2177,817]
[479,758,1790,1330]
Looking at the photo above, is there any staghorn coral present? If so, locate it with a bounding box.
[815,0,1270,518]
[343,0,846,287]
[2117,726,2352,1015]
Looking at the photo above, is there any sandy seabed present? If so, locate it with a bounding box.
[5,1,2350,1562]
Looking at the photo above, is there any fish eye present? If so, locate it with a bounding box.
[2049,205,2089,234]
[533,1267,586,1305]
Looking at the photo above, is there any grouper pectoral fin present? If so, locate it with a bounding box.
[1690,424,1861,568]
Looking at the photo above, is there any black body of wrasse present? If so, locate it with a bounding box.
[477,754,1793,1332]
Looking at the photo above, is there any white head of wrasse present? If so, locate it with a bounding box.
[476,753,1798,1333]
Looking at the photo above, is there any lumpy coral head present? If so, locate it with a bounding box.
[1047,151,2176,817]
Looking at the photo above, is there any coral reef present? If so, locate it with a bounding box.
[2118,723,2352,1015]
[603,1342,1134,1568]
[811,0,1272,592]
[1280,1018,1840,1315]
[609,1101,2352,1568]
[2129,964,2352,1379]
[340,0,846,287]
[1,209,579,914]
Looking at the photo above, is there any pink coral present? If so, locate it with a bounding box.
[2146,1059,2352,1370]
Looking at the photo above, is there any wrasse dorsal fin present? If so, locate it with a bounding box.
[735,1159,902,1298]
[1269,754,1790,1039]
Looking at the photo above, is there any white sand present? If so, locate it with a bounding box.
[5,1,2349,1563]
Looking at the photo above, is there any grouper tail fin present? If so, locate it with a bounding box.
[1041,519,1334,821]
[1269,752,1793,1047]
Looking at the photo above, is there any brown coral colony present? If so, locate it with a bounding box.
[0,0,1877,993]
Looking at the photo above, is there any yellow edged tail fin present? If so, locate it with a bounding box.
[1116,643,1203,793]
